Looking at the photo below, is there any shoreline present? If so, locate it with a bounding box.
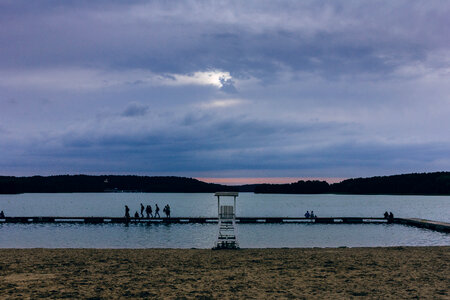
[1,246,448,299]
[0,245,449,249]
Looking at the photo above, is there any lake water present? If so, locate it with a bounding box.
[0,193,449,248]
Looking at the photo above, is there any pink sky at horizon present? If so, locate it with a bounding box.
[196,177,346,185]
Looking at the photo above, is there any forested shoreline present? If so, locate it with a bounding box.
[0,172,449,195]
[253,172,450,195]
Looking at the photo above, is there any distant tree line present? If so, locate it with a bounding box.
[330,172,450,195]
[0,172,449,195]
[0,175,236,194]
[253,172,450,195]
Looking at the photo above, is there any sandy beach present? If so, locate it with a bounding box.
[0,247,448,299]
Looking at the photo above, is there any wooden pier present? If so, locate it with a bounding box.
[0,216,388,224]
[1,217,449,233]
[394,218,450,233]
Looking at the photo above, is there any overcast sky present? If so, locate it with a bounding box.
[1,0,449,182]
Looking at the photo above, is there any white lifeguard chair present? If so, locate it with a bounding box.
[214,192,239,249]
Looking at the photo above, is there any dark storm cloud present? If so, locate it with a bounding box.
[219,77,238,93]
[121,102,149,117]
[1,1,449,78]
[3,111,447,177]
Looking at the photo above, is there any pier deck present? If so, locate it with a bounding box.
[1,217,449,233]
[394,218,450,233]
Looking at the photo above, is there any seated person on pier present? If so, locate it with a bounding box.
[388,212,394,223]
[0,210,5,218]
[134,211,140,218]
[384,211,389,219]
[304,211,310,218]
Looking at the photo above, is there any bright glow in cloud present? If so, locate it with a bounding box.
[168,71,232,88]
[199,99,245,109]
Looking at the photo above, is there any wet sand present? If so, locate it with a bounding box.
[0,247,448,299]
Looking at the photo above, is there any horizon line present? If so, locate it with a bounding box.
[196,177,346,185]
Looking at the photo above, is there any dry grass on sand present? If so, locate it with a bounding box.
[0,247,449,299]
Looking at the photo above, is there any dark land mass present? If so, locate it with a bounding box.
[330,172,450,195]
[0,175,235,194]
[0,172,449,195]
[254,172,450,195]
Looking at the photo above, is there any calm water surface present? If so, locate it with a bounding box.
[0,193,449,248]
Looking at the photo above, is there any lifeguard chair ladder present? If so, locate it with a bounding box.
[214,192,239,249]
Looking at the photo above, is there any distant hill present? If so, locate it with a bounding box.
[0,175,236,194]
[253,172,450,195]
[331,172,450,195]
[0,172,449,195]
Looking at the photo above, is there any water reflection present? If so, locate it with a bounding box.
[0,222,448,248]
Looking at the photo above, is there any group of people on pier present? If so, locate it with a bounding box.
[304,211,316,219]
[124,203,171,219]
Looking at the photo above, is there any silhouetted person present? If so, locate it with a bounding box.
[0,210,4,218]
[134,211,139,218]
[146,205,153,218]
[310,211,315,219]
[384,211,389,219]
[304,211,310,218]
[125,205,130,219]
[388,212,394,223]
[140,203,145,218]
[164,204,171,218]
[154,204,160,218]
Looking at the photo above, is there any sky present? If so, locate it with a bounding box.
[1,0,449,184]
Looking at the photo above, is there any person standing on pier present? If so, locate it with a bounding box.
[125,205,130,219]
[140,203,145,218]
[154,204,160,218]
[146,205,153,218]
[164,204,171,218]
